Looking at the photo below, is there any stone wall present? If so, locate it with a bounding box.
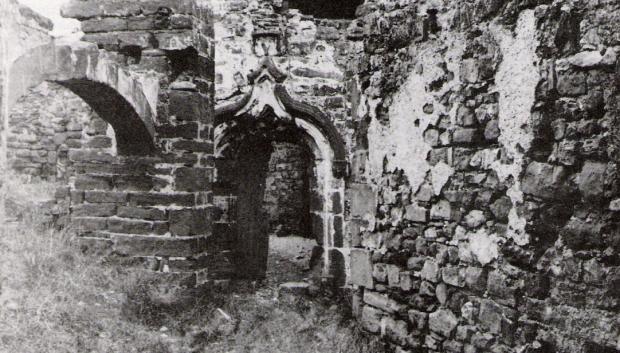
[262,141,312,236]
[346,0,620,352]
[213,0,357,150]
[8,82,111,179]
[51,0,225,283]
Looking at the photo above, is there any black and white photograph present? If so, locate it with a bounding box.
[0,0,618,352]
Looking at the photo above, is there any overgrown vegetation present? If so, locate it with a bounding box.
[0,179,385,353]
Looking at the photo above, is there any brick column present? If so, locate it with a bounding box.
[61,0,226,284]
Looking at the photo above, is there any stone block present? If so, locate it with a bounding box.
[350,249,373,288]
[429,309,458,337]
[381,316,409,347]
[577,161,607,200]
[170,14,193,29]
[129,192,195,207]
[405,204,428,223]
[332,216,344,247]
[72,203,116,217]
[171,140,214,153]
[453,128,479,144]
[478,299,514,335]
[169,207,211,236]
[487,270,517,306]
[521,162,571,200]
[465,267,487,292]
[155,31,193,50]
[464,210,486,229]
[363,291,403,313]
[112,234,201,257]
[108,218,153,235]
[399,271,413,291]
[85,136,113,149]
[557,71,587,96]
[100,2,142,17]
[126,16,160,31]
[373,263,388,282]
[81,18,128,33]
[421,259,440,283]
[311,213,324,245]
[442,267,465,287]
[157,122,199,139]
[61,1,102,19]
[407,256,425,271]
[174,167,212,192]
[490,196,511,222]
[76,237,114,256]
[73,217,108,232]
[361,305,383,333]
[169,90,209,122]
[69,150,116,164]
[430,200,452,220]
[74,175,113,190]
[407,309,428,331]
[444,340,464,353]
[348,183,376,218]
[117,206,166,221]
[460,59,480,83]
[387,264,401,287]
[114,175,154,191]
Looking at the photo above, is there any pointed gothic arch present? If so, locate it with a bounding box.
[214,57,347,284]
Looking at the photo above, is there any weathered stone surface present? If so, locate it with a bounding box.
[72,203,116,217]
[408,310,428,332]
[348,184,377,218]
[362,305,383,333]
[421,259,441,283]
[405,204,428,223]
[442,267,466,287]
[174,167,212,192]
[74,175,113,190]
[430,200,452,220]
[169,208,211,236]
[363,291,403,313]
[576,161,607,200]
[117,206,166,221]
[478,299,513,335]
[129,193,195,207]
[429,309,458,337]
[111,234,201,257]
[350,249,373,288]
[108,218,154,235]
[521,162,571,199]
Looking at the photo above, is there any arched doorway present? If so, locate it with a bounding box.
[215,58,347,284]
[6,42,156,156]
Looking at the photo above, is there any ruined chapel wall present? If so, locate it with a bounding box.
[213,0,358,151]
[8,82,111,180]
[347,0,620,352]
[212,0,360,269]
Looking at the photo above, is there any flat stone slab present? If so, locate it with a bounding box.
[278,282,311,297]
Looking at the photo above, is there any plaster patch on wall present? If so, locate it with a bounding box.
[214,16,257,100]
[491,9,539,246]
[431,161,454,195]
[468,228,500,266]
[367,38,464,191]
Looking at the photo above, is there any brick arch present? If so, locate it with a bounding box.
[8,42,157,155]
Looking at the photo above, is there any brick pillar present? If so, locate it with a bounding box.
[62,0,226,284]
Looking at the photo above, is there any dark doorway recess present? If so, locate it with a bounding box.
[286,0,363,19]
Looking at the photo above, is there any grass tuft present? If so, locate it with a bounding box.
[0,179,386,353]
